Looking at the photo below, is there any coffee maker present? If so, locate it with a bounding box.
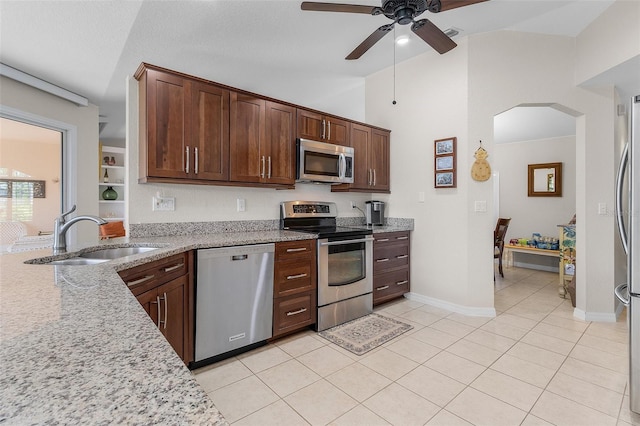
[365,201,385,226]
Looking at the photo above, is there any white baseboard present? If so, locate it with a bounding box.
[573,307,618,322]
[405,292,496,317]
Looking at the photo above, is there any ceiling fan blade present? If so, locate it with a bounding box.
[346,23,395,60]
[301,2,378,14]
[411,19,457,54]
[427,0,489,13]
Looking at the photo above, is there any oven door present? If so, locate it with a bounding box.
[317,235,373,306]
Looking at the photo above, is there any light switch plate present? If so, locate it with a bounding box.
[237,198,246,212]
[474,201,487,212]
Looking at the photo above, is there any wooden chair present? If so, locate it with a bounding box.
[494,218,511,278]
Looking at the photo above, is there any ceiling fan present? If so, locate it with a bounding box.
[301,0,488,59]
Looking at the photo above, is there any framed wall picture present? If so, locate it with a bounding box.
[434,137,456,188]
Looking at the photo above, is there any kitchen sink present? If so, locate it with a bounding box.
[25,246,161,266]
[46,258,110,266]
[80,246,158,259]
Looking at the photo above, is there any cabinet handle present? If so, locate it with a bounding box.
[286,247,307,253]
[396,254,408,259]
[376,285,390,291]
[267,156,271,179]
[396,236,409,240]
[327,121,331,140]
[376,238,390,242]
[368,169,372,186]
[322,119,326,139]
[260,156,266,178]
[376,258,389,263]
[185,146,190,174]
[286,308,307,316]
[373,169,376,186]
[158,292,168,330]
[163,263,184,272]
[126,275,155,286]
[287,273,307,280]
[152,297,161,328]
[194,147,199,175]
[396,280,409,286]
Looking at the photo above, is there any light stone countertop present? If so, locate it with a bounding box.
[0,219,413,424]
[0,230,313,425]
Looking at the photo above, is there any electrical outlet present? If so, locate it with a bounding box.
[152,196,175,211]
[350,201,356,209]
[237,198,246,212]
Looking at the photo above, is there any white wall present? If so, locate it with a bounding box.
[494,135,577,240]
[0,76,100,246]
[366,29,618,319]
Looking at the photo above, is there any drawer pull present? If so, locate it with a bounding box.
[286,247,307,253]
[396,280,409,286]
[376,258,390,263]
[127,275,155,286]
[287,273,308,280]
[396,254,409,259]
[286,308,307,316]
[396,236,409,240]
[376,238,390,242]
[163,263,184,272]
[376,285,390,291]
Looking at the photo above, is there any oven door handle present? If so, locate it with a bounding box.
[319,236,374,246]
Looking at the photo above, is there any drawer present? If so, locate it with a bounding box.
[274,258,315,297]
[120,252,189,295]
[373,244,410,273]
[373,268,410,303]
[275,239,315,261]
[273,292,316,336]
[373,231,410,247]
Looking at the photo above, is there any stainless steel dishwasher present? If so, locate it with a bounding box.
[194,243,274,367]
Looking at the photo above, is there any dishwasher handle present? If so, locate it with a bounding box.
[232,254,248,261]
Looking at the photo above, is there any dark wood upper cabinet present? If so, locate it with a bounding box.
[296,109,350,146]
[190,81,230,181]
[229,94,295,185]
[138,68,189,180]
[333,124,390,193]
[136,63,387,191]
[137,66,229,183]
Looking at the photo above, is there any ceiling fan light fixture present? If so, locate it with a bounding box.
[396,35,410,45]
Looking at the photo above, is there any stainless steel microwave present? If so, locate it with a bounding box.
[296,138,354,184]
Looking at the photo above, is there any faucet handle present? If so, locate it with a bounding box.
[58,204,77,222]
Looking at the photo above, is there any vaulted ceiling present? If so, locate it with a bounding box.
[0,0,626,141]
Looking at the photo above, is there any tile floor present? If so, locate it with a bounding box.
[193,267,638,425]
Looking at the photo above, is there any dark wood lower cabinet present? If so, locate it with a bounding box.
[373,231,411,306]
[272,240,317,338]
[120,252,193,364]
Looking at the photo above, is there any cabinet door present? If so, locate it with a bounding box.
[191,81,229,181]
[325,116,350,146]
[370,129,390,192]
[265,101,295,185]
[157,275,187,361]
[144,69,188,178]
[350,123,372,190]
[230,92,265,183]
[136,287,160,327]
[296,108,324,140]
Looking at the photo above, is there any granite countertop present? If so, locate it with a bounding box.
[0,219,413,424]
[0,229,312,425]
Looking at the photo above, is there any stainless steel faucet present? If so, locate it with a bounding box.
[53,205,108,254]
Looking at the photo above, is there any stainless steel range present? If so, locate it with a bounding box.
[280,201,374,331]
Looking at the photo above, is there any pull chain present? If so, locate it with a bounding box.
[392,26,397,105]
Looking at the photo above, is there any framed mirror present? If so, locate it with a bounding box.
[528,162,562,197]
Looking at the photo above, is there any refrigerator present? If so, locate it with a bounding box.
[615,94,640,414]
